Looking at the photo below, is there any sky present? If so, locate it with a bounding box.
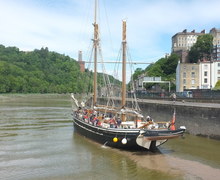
[0,0,220,81]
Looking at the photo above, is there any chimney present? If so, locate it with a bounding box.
[78,50,85,72]
[183,29,187,33]
[201,29,205,33]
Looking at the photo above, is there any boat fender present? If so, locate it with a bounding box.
[122,138,127,144]
[113,137,118,143]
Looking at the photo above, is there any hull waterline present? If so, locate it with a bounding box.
[73,116,185,151]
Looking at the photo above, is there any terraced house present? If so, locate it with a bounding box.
[175,28,220,92]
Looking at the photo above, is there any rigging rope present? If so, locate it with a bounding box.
[126,44,142,112]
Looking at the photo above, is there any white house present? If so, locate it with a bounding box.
[176,61,220,92]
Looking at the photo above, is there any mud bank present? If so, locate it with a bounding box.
[120,150,220,180]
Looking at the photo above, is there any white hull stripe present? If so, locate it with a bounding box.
[74,118,140,133]
[74,120,104,136]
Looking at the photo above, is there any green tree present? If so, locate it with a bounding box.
[145,58,165,77]
[0,44,120,94]
[213,80,220,90]
[188,34,213,63]
[131,53,179,92]
[132,68,144,80]
[161,53,179,75]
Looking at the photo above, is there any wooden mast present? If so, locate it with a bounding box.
[121,20,127,121]
[93,0,98,106]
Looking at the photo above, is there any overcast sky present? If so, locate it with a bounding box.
[0,0,220,80]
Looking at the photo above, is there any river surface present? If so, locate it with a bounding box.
[0,94,220,180]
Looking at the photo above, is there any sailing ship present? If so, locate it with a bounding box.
[72,0,186,151]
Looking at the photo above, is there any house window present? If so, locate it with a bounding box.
[191,72,195,78]
[218,77,220,80]
[204,78,208,83]
[218,70,220,74]
[183,79,186,84]
[183,72,186,78]
[191,79,195,84]
[204,65,208,70]
[192,66,195,70]
[204,71,208,76]
[183,86,186,90]
[218,63,220,67]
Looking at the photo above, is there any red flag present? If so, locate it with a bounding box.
[170,111,176,130]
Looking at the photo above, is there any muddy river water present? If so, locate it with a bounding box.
[0,94,219,180]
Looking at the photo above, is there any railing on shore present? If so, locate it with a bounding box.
[127,90,220,103]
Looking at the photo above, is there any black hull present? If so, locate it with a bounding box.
[73,117,144,150]
[73,116,185,151]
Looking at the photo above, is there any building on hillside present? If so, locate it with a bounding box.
[135,76,162,91]
[176,61,220,91]
[134,75,146,91]
[172,29,205,63]
[210,28,220,61]
[78,50,85,72]
[134,76,171,92]
[176,62,200,92]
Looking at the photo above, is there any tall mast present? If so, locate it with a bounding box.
[93,0,98,106]
[121,20,127,121]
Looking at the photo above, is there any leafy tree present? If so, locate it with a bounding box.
[213,80,220,90]
[143,83,156,90]
[131,53,179,92]
[132,68,144,80]
[145,59,164,77]
[0,44,120,94]
[161,53,179,75]
[188,34,213,63]
[144,53,179,78]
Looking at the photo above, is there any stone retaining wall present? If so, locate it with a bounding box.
[97,98,220,140]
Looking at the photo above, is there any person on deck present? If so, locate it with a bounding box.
[116,118,122,128]
[109,117,117,128]
[146,116,152,122]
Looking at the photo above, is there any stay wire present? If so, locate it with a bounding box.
[127,44,141,112]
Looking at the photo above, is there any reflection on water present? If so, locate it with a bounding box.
[0,94,219,180]
[161,134,220,169]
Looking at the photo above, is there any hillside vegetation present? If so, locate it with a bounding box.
[132,53,179,91]
[0,45,118,93]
